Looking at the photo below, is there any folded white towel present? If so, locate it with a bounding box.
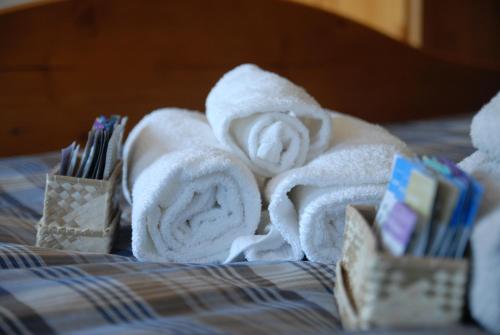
[206,64,332,177]
[459,91,500,333]
[229,112,409,263]
[469,207,500,334]
[464,154,500,335]
[123,108,261,263]
[470,91,500,161]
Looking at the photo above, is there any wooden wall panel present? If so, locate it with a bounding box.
[423,0,500,71]
[291,0,422,46]
[0,0,499,156]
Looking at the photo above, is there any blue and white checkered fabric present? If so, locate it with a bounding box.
[0,115,481,335]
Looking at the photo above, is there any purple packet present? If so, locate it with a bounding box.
[380,202,418,256]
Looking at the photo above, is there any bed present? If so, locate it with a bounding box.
[0,115,485,335]
[0,1,498,334]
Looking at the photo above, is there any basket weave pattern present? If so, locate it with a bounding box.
[36,162,121,253]
[335,206,467,330]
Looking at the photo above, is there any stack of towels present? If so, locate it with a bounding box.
[459,92,500,334]
[123,64,409,264]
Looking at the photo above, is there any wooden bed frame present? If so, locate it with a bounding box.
[1,0,499,156]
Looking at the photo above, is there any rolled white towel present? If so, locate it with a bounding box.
[459,91,500,217]
[470,91,500,161]
[123,108,261,263]
[206,64,332,177]
[469,207,500,334]
[229,112,409,263]
[459,91,500,333]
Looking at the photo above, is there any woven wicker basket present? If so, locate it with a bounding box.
[335,205,468,331]
[36,161,122,253]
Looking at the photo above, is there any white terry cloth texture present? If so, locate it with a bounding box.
[122,108,261,263]
[469,207,500,335]
[228,111,409,263]
[459,91,500,334]
[206,64,332,178]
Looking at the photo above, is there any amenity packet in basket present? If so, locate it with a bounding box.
[375,154,483,259]
[36,115,127,253]
[335,155,483,330]
[335,205,468,330]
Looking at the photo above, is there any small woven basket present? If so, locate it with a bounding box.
[36,161,122,253]
[335,205,468,331]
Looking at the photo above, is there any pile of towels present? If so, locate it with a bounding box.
[459,92,500,334]
[123,64,409,264]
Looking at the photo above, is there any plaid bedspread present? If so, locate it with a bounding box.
[0,115,484,335]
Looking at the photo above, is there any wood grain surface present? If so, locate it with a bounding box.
[1,0,499,156]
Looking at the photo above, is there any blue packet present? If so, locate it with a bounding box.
[436,158,483,258]
[376,155,424,228]
[441,158,484,258]
[421,157,466,257]
[421,156,462,256]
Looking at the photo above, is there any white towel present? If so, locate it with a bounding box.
[459,92,500,217]
[469,207,500,334]
[470,91,500,161]
[123,108,261,263]
[206,64,332,177]
[229,112,409,263]
[459,91,500,334]
[464,153,500,335]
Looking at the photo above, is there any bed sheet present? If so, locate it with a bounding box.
[0,115,483,335]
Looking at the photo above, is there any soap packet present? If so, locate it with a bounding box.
[376,154,483,259]
[59,115,127,180]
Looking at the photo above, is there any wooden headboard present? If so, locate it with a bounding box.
[1,0,499,156]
